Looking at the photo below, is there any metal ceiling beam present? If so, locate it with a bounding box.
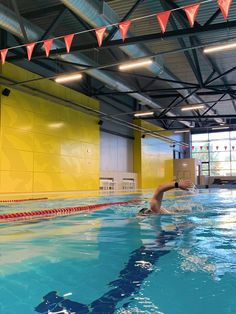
[189,37,203,86]
[11,34,61,75]
[0,29,7,49]
[163,0,236,118]
[103,68,198,86]
[22,4,65,19]
[161,0,202,86]
[7,20,236,62]
[142,115,236,120]
[11,0,29,42]
[39,8,67,41]
[202,93,227,116]
[204,9,221,26]
[93,87,196,95]
[157,88,199,117]
[206,65,236,85]
[104,0,144,43]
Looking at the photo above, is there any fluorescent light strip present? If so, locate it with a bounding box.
[174,130,190,133]
[119,59,153,70]
[204,42,236,53]
[55,73,82,83]
[181,105,205,111]
[212,126,229,130]
[134,111,154,117]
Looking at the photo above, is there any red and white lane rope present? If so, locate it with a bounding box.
[0,199,141,222]
[0,197,48,203]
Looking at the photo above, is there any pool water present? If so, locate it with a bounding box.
[0,190,236,313]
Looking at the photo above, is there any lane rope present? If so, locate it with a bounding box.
[0,199,141,222]
[0,197,48,203]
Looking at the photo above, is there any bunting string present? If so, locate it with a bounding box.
[0,0,233,64]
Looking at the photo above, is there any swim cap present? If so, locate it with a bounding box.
[138,208,152,215]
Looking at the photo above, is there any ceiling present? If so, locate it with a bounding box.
[1,0,236,133]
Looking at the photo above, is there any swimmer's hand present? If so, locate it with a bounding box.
[178,179,194,190]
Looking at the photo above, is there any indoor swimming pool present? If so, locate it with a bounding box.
[0,190,236,314]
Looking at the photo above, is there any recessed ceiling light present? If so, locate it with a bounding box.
[174,130,190,133]
[204,42,236,53]
[181,105,205,111]
[212,126,229,130]
[55,73,82,83]
[134,111,154,117]
[119,59,153,70]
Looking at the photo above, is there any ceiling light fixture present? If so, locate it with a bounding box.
[134,111,154,117]
[181,105,205,111]
[174,130,190,133]
[119,59,153,71]
[55,73,82,83]
[204,42,236,53]
[212,126,229,130]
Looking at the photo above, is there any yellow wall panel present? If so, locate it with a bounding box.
[1,104,34,130]
[1,127,34,151]
[134,120,174,189]
[0,63,100,194]
[33,133,61,155]
[0,171,33,193]
[1,147,33,172]
[34,153,61,173]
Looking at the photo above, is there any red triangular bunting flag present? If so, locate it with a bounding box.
[64,34,75,53]
[0,48,8,65]
[95,26,106,47]
[184,3,200,27]
[26,42,36,61]
[217,0,232,20]
[119,20,131,41]
[43,38,54,57]
[156,11,171,33]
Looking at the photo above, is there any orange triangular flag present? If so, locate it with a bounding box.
[26,42,36,61]
[43,38,54,57]
[156,11,171,33]
[217,0,232,19]
[184,3,200,27]
[64,34,75,53]
[119,20,131,41]
[0,48,8,64]
[95,26,106,47]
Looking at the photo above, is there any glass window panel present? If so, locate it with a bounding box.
[192,133,208,141]
[210,151,230,161]
[210,161,231,170]
[210,140,230,152]
[192,143,209,153]
[231,169,236,175]
[231,151,236,161]
[209,131,230,140]
[202,170,209,175]
[230,131,236,139]
[230,140,236,152]
[231,162,236,168]
[210,169,231,176]
[192,152,209,162]
[202,163,209,170]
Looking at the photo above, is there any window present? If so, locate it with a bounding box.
[191,131,236,176]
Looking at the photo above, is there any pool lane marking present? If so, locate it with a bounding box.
[0,197,48,203]
[0,199,141,223]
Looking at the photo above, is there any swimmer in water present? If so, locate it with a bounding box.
[138,179,194,216]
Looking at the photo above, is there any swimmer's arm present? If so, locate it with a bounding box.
[150,182,176,213]
[150,180,193,213]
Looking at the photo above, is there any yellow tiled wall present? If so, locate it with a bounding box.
[134,120,173,189]
[0,64,100,193]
